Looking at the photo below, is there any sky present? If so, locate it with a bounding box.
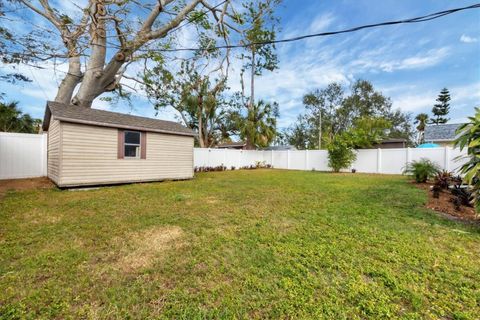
[1,0,479,129]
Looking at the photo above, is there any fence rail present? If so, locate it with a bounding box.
[0,132,467,180]
[194,147,467,174]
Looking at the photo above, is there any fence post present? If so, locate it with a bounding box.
[42,133,47,176]
[377,148,382,173]
[406,147,411,167]
[287,150,290,169]
[305,149,309,170]
[223,148,227,167]
[444,147,450,171]
[271,150,274,167]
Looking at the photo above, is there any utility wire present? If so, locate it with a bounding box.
[155,3,480,52]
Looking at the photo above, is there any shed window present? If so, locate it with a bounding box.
[124,131,141,158]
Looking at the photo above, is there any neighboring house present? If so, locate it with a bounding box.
[216,141,247,150]
[424,123,464,147]
[42,101,195,188]
[371,138,408,149]
[263,145,297,151]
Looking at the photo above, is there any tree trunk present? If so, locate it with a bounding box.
[54,54,82,104]
[197,95,205,148]
[246,49,255,150]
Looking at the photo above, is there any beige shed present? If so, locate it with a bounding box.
[42,101,195,187]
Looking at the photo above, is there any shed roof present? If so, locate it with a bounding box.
[42,101,195,137]
[424,123,464,142]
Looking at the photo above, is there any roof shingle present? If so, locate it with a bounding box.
[424,123,464,141]
[43,101,195,137]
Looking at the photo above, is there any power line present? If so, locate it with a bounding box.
[155,3,480,52]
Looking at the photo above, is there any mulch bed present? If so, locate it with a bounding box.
[414,182,478,223]
[0,177,54,199]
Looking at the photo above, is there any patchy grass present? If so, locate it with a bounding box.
[0,170,479,319]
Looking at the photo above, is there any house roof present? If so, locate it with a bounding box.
[424,123,464,142]
[42,101,195,137]
[216,141,246,148]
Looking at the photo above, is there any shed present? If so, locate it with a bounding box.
[42,101,195,187]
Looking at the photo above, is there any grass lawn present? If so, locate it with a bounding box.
[1,170,479,319]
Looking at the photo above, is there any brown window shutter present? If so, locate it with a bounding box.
[141,131,147,159]
[117,129,124,159]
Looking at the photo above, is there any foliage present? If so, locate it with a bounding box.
[327,136,356,173]
[232,100,279,149]
[1,171,480,318]
[430,88,450,125]
[143,59,230,148]
[0,100,41,133]
[433,170,453,190]
[326,116,390,172]
[286,80,415,149]
[414,113,429,144]
[238,0,281,148]
[403,158,440,183]
[454,107,480,211]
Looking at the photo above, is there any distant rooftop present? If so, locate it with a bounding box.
[424,123,465,141]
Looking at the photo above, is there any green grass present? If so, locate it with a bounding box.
[1,170,479,319]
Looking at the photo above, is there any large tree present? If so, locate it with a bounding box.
[431,88,451,125]
[286,80,415,149]
[143,56,229,148]
[2,0,246,107]
[238,0,280,149]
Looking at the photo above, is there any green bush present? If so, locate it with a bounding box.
[403,158,440,183]
[327,139,357,173]
[455,107,480,212]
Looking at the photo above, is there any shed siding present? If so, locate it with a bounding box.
[47,119,61,183]
[59,122,193,186]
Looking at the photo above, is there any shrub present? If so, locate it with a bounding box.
[403,158,440,183]
[327,140,356,173]
[454,107,480,212]
[433,170,453,190]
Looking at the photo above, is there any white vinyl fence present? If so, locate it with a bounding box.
[0,131,468,180]
[194,147,467,174]
[0,132,47,179]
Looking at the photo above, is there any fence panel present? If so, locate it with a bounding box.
[0,132,47,180]
[381,149,408,174]
[1,134,469,180]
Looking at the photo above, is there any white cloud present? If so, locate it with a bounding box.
[352,47,450,73]
[460,34,478,43]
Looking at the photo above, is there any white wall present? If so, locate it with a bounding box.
[0,132,47,179]
[194,147,468,175]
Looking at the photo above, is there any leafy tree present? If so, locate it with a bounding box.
[239,0,280,149]
[1,0,252,107]
[143,59,229,148]
[455,107,480,212]
[287,80,414,149]
[327,116,390,172]
[0,100,41,133]
[431,88,451,125]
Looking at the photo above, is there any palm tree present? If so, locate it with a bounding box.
[0,100,41,133]
[240,100,279,149]
[414,113,429,144]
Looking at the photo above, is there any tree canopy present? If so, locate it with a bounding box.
[0,100,41,133]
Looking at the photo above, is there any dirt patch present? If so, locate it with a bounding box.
[0,177,53,198]
[116,226,184,272]
[414,183,478,222]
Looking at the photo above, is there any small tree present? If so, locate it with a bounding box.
[327,136,356,173]
[455,107,480,212]
[414,113,429,143]
[431,88,451,125]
